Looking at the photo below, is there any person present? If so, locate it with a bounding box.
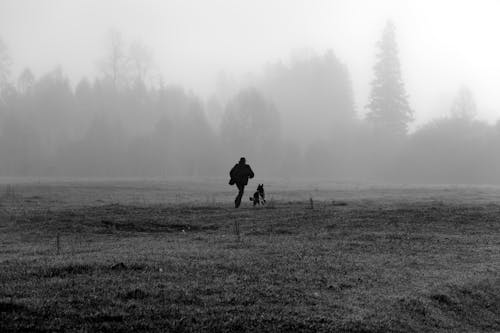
[229,157,254,208]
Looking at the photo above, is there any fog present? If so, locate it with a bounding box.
[0,0,500,183]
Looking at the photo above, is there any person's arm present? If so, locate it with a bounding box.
[248,166,254,179]
[230,165,237,178]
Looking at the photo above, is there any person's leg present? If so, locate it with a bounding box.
[235,183,245,208]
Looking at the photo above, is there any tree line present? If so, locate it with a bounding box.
[0,23,499,183]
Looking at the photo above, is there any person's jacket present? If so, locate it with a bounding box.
[229,163,254,186]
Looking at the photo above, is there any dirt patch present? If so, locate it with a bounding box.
[430,293,457,306]
[109,262,147,271]
[29,204,223,234]
[0,301,30,313]
[36,263,94,278]
[121,288,150,300]
[30,262,149,278]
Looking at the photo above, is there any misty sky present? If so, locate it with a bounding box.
[1,0,500,127]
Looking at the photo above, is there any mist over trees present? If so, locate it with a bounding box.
[258,50,355,143]
[0,23,499,184]
[0,38,10,92]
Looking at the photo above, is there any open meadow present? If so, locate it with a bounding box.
[1,180,500,332]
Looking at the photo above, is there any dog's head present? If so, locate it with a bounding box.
[257,184,264,194]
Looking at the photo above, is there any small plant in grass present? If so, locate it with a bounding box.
[234,219,241,242]
[266,197,275,209]
[56,233,61,255]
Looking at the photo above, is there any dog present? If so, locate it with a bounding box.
[249,184,266,206]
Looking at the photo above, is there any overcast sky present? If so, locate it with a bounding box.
[1,0,500,126]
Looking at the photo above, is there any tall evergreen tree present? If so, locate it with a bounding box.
[367,21,413,135]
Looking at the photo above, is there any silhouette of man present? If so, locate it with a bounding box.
[229,157,254,208]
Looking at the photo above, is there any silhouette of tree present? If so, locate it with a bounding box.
[31,67,75,153]
[0,38,11,89]
[0,38,12,108]
[450,85,476,120]
[221,88,280,158]
[17,68,35,95]
[205,95,224,130]
[151,86,217,177]
[75,78,93,105]
[260,50,355,142]
[400,117,495,183]
[0,114,42,175]
[129,41,153,85]
[100,30,128,90]
[73,78,95,139]
[367,21,413,136]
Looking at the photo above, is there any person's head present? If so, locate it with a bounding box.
[239,157,246,164]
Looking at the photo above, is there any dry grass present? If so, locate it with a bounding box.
[0,181,500,332]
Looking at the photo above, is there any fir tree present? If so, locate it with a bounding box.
[367,21,413,135]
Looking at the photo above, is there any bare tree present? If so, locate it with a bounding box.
[129,41,153,84]
[100,30,128,90]
[17,68,35,94]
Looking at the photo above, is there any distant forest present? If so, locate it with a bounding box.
[0,24,499,184]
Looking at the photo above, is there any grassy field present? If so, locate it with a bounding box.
[1,180,500,332]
